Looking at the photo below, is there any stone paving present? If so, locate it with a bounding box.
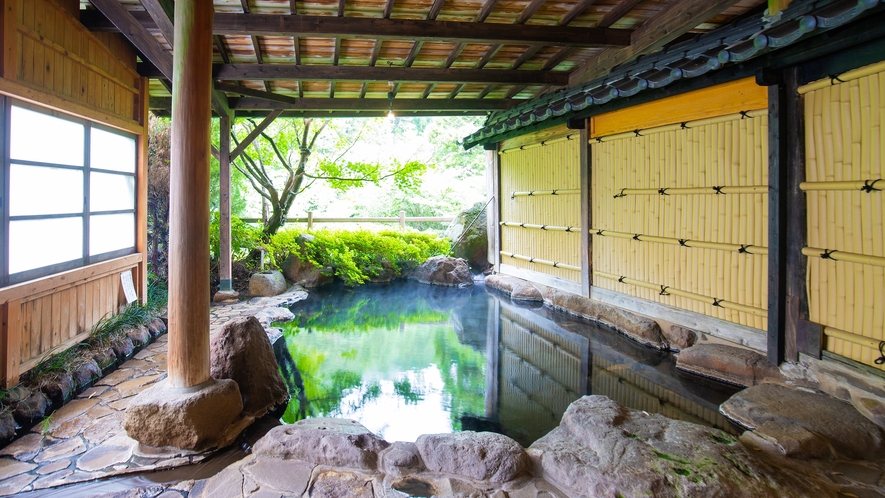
[0,287,307,496]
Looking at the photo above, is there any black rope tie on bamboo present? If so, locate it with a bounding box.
[633,129,642,137]
[565,226,574,232]
[595,137,603,143]
[633,233,642,241]
[510,192,515,200]
[527,191,535,196]
[739,244,752,254]
[618,276,626,283]
[541,140,548,146]
[739,110,751,119]
[828,73,845,86]
[874,341,885,365]
[596,230,605,236]
[552,262,560,268]
[861,179,883,193]
[540,225,547,230]
[529,257,535,263]
[659,285,670,296]
[680,122,688,129]
[678,239,688,247]
[551,189,558,195]
[519,223,526,228]
[712,298,724,308]
[614,188,628,199]
[658,188,669,196]
[821,249,837,260]
[713,186,725,195]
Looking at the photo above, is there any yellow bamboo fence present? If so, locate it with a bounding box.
[591,356,737,434]
[801,61,885,371]
[499,125,582,282]
[590,89,769,330]
[498,307,587,444]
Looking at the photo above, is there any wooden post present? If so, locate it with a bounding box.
[766,75,787,366]
[579,124,591,297]
[137,76,150,304]
[399,210,406,230]
[167,0,214,389]
[307,211,314,230]
[218,115,233,292]
[484,145,500,272]
[485,295,500,419]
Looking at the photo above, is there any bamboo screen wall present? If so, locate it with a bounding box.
[3,0,143,130]
[801,63,885,371]
[499,125,582,284]
[590,80,769,331]
[591,356,736,434]
[498,306,588,445]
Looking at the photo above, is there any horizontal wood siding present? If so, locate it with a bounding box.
[6,0,141,128]
[499,125,582,283]
[2,254,142,386]
[591,104,769,331]
[805,67,885,371]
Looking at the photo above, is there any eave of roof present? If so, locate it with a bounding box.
[462,0,884,149]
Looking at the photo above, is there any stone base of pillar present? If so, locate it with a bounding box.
[124,378,244,452]
[213,289,240,304]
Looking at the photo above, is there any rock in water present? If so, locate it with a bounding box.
[677,343,781,387]
[444,202,489,271]
[416,431,528,483]
[720,384,885,460]
[529,395,832,497]
[249,270,288,297]
[210,316,289,418]
[252,418,389,470]
[410,256,473,287]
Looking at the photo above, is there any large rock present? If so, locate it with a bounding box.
[379,441,425,477]
[410,256,473,287]
[677,343,780,387]
[548,290,667,349]
[10,387,50,427]
[485,274,543,302]
[252,418,389,470]
[720,384,885,460]
[249,270,288,297]
[210,316,289,418]
[416,431,528,483]
[281,253,333,288]
[124,378,243,451]
[529,396,831,497]
[664,325,697,351]
[444,202,489,271]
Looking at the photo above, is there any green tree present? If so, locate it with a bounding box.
[231,118,427,236]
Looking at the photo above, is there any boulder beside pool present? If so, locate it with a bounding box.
[409,256,473,287]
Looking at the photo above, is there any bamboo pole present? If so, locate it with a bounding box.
[594,271,768,317]
[799,179,882,191]
[589,228,769,254]
[500,251,581,272]
[510,189,581,198]
[499,133,581,154]
[801,247,885,267]
[824,326,884,352]
[797,62,885,95]
[592,109,767,143]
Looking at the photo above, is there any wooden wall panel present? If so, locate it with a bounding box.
[592,114,769,330]
[499,125,582,282]
[804,69,885,371]
[3,0,141,129]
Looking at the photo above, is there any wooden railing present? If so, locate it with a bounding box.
[240,210,455,230]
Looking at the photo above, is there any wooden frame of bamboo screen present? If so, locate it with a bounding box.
[498,124,583,295]
[589,78,770,332]
[800,61,885,372]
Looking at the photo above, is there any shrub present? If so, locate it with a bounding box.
[268,228,450,286]
[209,212,264,261]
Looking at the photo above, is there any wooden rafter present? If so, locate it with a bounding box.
[516,0,547,24]
[151,95,515,112]
[214,35,231,64]
[504,85,526,99]
[476,44,502,69]
[569,0,744,86]
[239,0,251,14]
[383,0,395,18]
[88,0,173,79]
[597,0,646,28]
[560,0,596,26]
[207,64,569,85]
[139,0,174,45]
[447,84,464,99]
[81,11,633,47]
[542,47,575,71]
[512,45,542,69]
[338,0,346,16]
[290,0,297,15]
[427,0,446,20]
[476,0,500,22]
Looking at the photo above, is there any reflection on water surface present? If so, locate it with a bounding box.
[276,281,739,445]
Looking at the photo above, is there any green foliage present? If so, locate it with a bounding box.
[393,377,424,404]
[30,343,88,380]
[268,228,450,286]
[209,212,264,261]
[87,303,153,349]
[146,272,168,313]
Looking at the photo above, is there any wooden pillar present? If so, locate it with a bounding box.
[766,76,788,366]
[168,0,214,389]
[218,115,233,292]
[485,295,500,419]
[484,145,500,272]
[579,124,591,298]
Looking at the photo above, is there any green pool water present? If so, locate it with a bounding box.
[274,280,739,445]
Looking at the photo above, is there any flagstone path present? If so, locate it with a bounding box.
[0,288,307,496]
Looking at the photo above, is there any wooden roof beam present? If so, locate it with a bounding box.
[290,0,297,15]
[230,109,284,161]
[475,0,500,22]
[88,0,173,79]
[80,11,632,47]
[569,0,744,86]
[240,0,251,14]
[560,0,596,26]
[427,0,446,20]
[215,35,231,64]
[150,95,515,112]
[516,0,547,24]
[597,0,645,28]
[139,0,175,45]
[209,64,569,85]
[383,0,395,18]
